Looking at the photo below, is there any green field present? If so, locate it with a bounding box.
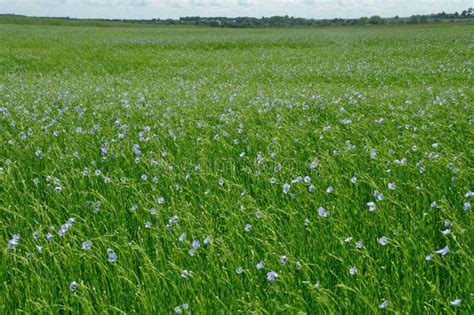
[1,22,473,313]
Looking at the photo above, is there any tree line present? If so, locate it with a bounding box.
[1,8,472,28]
[164,8,473,27]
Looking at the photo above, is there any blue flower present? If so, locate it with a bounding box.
[367,202,376,212]
[244,224,252,232]
[107,249,117,262]
[349,266,357,275]
[450,299,461,306]
[7,234,21,250]
[464,202,471,211]
[82,241,92,250]
[378,236,389,246]
[318,207,329,217]
[192,240,201,249]
[69,281,77,292]
[266,271,278,282]
[379,300,389,309]
[435,246,449,256]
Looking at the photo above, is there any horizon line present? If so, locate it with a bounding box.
[1,8,471,22]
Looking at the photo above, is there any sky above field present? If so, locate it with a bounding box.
[0,0,471,19]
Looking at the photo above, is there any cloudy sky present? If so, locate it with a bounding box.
[0,0,471,19]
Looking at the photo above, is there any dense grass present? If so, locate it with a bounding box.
[1,23,473,313]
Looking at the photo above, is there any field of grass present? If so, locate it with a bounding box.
[1,22,473,313]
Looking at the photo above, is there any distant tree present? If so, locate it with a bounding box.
[409,15,419,24]
[358,17,369,25]
[209,20,220,27]
[369,15,382,25]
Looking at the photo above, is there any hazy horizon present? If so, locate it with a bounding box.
[0,1,472,20]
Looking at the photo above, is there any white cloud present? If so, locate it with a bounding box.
[0,0,471,19]
[82,0,152,6]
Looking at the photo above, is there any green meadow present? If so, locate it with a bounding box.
[1,22,473,313]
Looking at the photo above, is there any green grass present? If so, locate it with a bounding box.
[0,22,473,313]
